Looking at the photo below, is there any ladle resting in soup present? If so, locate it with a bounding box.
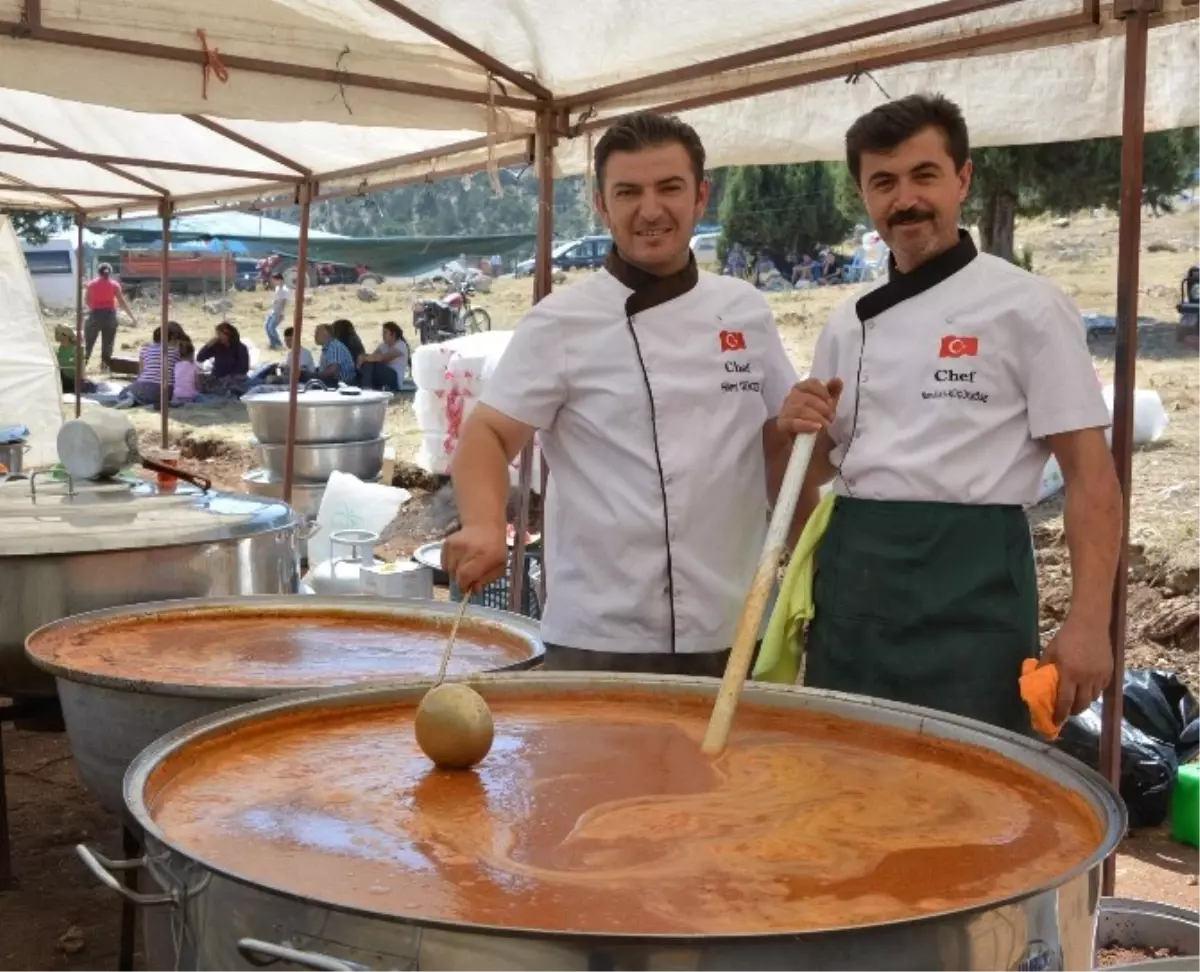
[144,691,1103,936]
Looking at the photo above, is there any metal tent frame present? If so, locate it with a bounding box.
[0,0,1189,903]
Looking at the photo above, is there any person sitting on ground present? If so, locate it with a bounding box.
[197,322,252,398]
[792,253,816,284]
[55,325,97,394]
[116,326,179,409]
[357,321,409,392]
[331,318,367,365]
[314,323,357,386]
[282,325,317,381]
[172,340,199,406]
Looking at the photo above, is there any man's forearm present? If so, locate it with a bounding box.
[1063,471,1122,626]
[451,419,516,530]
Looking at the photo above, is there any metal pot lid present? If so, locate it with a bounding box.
[245,388,392,407]
[0,475,296,557]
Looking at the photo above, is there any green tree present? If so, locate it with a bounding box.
[718,163,855,267]
[4,210,68,244]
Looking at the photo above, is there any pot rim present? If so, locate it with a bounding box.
[252,435,388,453]
[244,390,392,408]
[25,595,543,699]
[124,673,1127,944]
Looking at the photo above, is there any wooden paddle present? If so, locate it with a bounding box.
[701,433,817,756]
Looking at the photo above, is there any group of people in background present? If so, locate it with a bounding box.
[309,318,411,391]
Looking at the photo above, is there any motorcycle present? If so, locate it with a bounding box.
[412,281,492,344]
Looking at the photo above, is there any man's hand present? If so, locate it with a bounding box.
[1041,616,1114,724]
[778,377,843,437]
[442,523,508,594]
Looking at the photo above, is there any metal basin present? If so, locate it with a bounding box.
[26,596,542,813]
[92,676,1124,971]
[0,440,29,474]
[253,436,386,482]
[1,477,300,698]
[244,388,390,445]
[1096,897,1199,969]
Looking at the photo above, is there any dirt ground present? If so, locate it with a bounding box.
[3,208,1197,969]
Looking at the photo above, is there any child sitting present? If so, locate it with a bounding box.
[172,340,199,406]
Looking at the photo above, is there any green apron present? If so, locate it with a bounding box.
[803,496,1039,736]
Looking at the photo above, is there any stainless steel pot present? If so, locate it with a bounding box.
[26,596,542,813]
[0,440,29,474]
[1096,897,1200,969]
[244,387,390,445]
[90,676,1125,972]
[241,469,382,518]
[253,436,386,482]
[0,475,301,698]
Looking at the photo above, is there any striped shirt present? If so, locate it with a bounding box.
[319,338,357,384]
[139,343,181,385]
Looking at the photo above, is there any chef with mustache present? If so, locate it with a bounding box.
[445,110,799,675]
[777,93,1121,736]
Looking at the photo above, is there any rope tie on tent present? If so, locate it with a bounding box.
[485,73,503,196]
[196,29,229,100]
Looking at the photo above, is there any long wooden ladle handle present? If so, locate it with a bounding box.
[701,433,817,755]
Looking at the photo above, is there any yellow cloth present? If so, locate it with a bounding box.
[753,492,836,684]
[1020,658,1063,741]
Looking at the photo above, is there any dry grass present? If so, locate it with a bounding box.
[53,207,1198,570]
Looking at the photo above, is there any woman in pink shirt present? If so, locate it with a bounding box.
[84,263,137,371]
[172,340,199,406]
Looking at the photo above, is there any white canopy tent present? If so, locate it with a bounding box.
[0,0,1195,901]
[0,215,62,470]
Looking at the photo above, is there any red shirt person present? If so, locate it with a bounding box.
[84,263,137,371]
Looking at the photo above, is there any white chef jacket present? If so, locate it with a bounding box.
[482,269,798,654]
[809,239,1110,506]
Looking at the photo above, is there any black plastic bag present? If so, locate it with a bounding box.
[1054,669,1199,828]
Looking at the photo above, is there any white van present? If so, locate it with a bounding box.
[21,237,82,310]
[690,232,721,270]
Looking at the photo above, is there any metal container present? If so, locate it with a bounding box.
[244,387,390,445]
[57,410,139,479]
[1096,897,1199,970]
[241,470,382,518]
[253,436,387,482]
[26,597,542,813]
[87,676,1124,971]
[1,475,301,699]
[0,440,29,474]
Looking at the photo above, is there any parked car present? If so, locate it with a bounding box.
[690,232,721,270]
[552,235,612,271]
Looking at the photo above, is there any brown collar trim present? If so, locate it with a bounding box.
[605,246,700,317]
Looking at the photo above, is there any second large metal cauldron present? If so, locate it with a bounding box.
[85,674,1125,971]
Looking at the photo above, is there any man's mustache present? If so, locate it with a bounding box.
[887,208,935,227]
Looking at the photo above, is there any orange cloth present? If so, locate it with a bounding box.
[1020,659,1063,741]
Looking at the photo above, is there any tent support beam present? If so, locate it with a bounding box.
[557,0,1031,110]
[184,116,312,176]
[1100,0,1156,899]
[0,184,159,201]
[74,212,84,417]
[159,199,173,447]
[281,181,315,506]
[574,10,1094,130]
[508,108,556,616]
[366,0,551,100]
[0,169,80,209]
[0,142,300,182]
[0,114,169,196]
[0,21,540,111]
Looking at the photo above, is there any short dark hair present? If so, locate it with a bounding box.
[98,262,112,276]
[845,93,969,185]
[284,326,295,340]
[271,272,284,281]
[594,111,706,191]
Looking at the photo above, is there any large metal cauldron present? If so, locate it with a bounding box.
[244,387,390,444]
[0,476,301,699]
[26,597,542,814]
[88,675,1125,971]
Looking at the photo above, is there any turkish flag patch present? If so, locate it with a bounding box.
[719,330,747,352]
[939,335,979,358]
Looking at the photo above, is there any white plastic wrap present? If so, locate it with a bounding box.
[1101,384,1170,446]
[304,470,411,569]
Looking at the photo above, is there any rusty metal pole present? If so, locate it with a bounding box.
[159,199,173,448]
[508,112,557,615]
[1101,0,1155,898]
[73,213,85,417]
[282,181,314,506]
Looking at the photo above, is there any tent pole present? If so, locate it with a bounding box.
[74,212,85,417]
[1101,0,1155,898]
[508,110,557,615]
[159,199,173,448]
[282,181,314,506]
